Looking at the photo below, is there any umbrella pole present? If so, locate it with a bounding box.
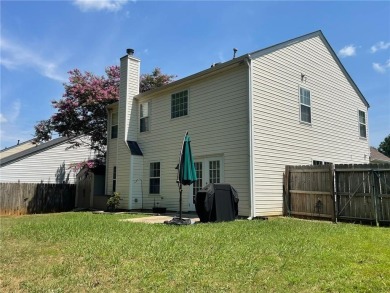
[179,182,183,219]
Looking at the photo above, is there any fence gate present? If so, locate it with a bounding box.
[284,164,335,221]
[284,163,390,225]
[335,164,390,225]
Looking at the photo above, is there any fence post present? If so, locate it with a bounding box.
[283,166,291,217]
[329,164,336,223]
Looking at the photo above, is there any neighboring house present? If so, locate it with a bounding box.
[0,137,96,184]
[0,139,36,160]
[370,147,390,164]
[106,30,370,218]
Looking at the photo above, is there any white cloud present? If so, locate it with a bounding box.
[0,100,21,124]
[0,37,66,82]
[0,114,7,123]
[372,59,390,74]
[370,41,390,53]
[338,45,357,58]
[73,0,129,12]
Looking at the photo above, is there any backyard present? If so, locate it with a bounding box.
[1,212,389,292]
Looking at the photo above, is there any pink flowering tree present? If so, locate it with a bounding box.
[34,66,175,165]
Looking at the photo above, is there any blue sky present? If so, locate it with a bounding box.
[1,0,389,149]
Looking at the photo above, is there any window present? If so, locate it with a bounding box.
[209,160,220,184]
[140,102,149,132]
[359,110,367,138]
[171,90,188,119]
[192,162,203,196]
[149,162,160,194]
[112,166,117,192]
[313,160,332,166]
[300,87,311,123]
[111,112,118,139]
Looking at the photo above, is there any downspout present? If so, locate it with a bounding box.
[245,55,255,220]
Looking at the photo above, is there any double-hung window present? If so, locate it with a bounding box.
[171,90,188,119]
[140,102,149,132]
[359,110,367,138]
[149,162,160,194]
[111,112,118,139]
[300,87,311,123]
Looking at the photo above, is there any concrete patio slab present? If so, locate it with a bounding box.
[120,214,200,224]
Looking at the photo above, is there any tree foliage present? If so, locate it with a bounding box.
[139,67,176,93]
[378,134,390,157]
[34,65,175,157]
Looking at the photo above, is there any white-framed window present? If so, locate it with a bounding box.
[359,110,367,138]
[113,166,117,192]
[111,112,118,139]
[149,162,160,194]
[209,160,221,184]
[140,102,149,132]
[192,162,203,196]
[300,87,311,123]
[171,90,188,119]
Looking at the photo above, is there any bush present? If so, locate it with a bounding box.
[106,192,121,211]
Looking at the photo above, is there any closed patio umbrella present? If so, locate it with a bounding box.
[165,131,197,225]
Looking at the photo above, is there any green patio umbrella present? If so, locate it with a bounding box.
[165,131,197,225]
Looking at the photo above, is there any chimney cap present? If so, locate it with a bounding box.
[126,48,135,56]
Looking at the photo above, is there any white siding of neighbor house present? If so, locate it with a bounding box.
[0,141,94,184]
[111,55,140,209]
[251,35,370,217]
[136,64,251,216]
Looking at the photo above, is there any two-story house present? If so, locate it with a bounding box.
[106,30,370,218]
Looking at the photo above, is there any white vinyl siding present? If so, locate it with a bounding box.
[112,55,140,208]
[137,65,250,215]
[251,35,369,217]
[0,140,94,184]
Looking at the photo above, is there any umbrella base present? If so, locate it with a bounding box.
[164,217,192,225]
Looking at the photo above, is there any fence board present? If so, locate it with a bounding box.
[284,163,390,225]
[0,183,75,215]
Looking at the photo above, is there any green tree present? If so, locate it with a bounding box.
[378,134,390,157]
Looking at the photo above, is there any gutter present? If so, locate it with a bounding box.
[245,55,255,220]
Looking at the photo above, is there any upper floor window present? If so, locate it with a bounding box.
[300,87,311,124]
[111,112,118,139]
[359,110,367,138]
[140,102,149,132]
[171,90,188,119]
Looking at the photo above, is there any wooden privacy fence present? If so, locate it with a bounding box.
[0,183,76,215]
[284,163,390,226]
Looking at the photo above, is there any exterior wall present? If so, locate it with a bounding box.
[251,35,370,216]
[0,142,94,184]
[136,64,250,215]
[130,155,144,209]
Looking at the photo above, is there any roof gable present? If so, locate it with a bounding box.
[249,30,369,108]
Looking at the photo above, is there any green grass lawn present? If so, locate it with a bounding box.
[1,212,389,292]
